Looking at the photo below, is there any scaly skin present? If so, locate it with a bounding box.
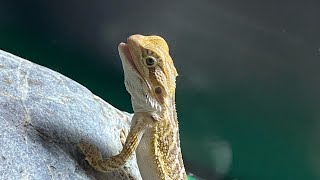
[79,34,187,180]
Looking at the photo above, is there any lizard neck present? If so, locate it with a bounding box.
[151,102,187,180]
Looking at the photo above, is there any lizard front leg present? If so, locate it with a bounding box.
[79,113,154,173]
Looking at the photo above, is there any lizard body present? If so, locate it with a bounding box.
[79,34,187,180]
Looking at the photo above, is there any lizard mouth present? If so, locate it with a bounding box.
[118,42,140,75]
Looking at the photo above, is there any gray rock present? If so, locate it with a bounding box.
[0,49,142,180]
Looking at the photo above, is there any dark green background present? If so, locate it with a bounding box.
[1,1,320,179]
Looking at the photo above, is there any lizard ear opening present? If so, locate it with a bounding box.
[155,86,162,94]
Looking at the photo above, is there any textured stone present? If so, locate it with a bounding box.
[0,49,142,180]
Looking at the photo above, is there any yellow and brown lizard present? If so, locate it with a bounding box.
[79,34,187,180]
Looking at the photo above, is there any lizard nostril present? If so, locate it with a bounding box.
[155,87,162,94]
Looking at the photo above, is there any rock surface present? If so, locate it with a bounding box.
[0,49,142,180]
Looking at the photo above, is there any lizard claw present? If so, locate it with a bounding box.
[78,140,102,166]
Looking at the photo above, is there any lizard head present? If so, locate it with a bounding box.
[118,34,178,118]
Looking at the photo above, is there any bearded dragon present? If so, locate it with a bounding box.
[79,34,187,180]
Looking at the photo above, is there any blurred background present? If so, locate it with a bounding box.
[1,0,320,179]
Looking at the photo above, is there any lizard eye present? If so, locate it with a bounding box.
[144,56,157,67]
